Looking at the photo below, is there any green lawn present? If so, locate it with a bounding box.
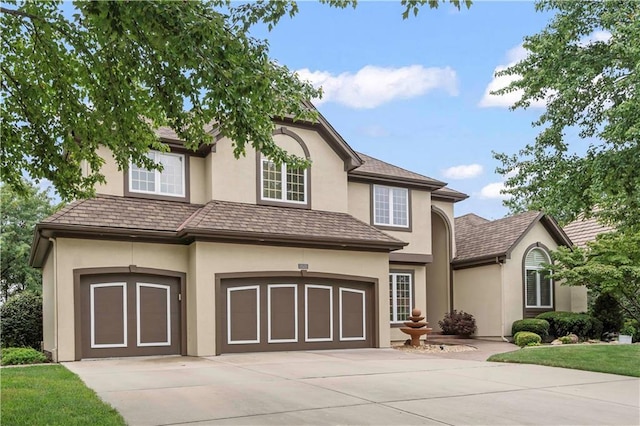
[1,365,126,426]
[488,344,640,377]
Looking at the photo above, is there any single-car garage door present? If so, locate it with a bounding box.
[217,277,375,354]
[80,273,183,359]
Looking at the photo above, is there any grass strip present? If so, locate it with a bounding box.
[1,365,126,425]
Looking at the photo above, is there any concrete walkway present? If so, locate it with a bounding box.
[64,347,640,426]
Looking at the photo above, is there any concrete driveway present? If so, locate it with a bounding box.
[64,347,640,426]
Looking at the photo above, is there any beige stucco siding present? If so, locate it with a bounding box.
[189,156,207,204]
[453,264,502,337]
[347,182,431,255]
[50,238,190,361]
[426,210,451,332]
[45,238,389,360]
[189,242,389,355]
[41,251,55,358]
[431,200,456,258]
[211,125,349,212]
[89,146,124,196]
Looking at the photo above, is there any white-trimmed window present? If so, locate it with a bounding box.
[525,248,553,308]
[129,151,185,197]
[389,272,412,323]
[374,185,408,227]
[261,158,306,203]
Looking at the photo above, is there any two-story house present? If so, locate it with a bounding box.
[30,106,467,361]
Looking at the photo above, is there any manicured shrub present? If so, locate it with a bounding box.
[512,319,550,341]
[0,291,43,349]
[514,331,541,347]
[0,347,48,366]
[536,311,602,340]
[439,310,477,336]
[591,293,624,334]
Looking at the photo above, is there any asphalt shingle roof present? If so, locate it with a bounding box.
[351,152,446,188]
[41,195,405,249]
[454,211,543,263]
[563,217,613,248]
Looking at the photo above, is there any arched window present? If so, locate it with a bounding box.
[524,248,553,308]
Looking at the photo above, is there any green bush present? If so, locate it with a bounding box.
[438,310,477,336]
[0,347,48,366]
[591,293,624,334]
[512,319,550,340]
[536,311,602,339]
[621,320,640,342]
[0,291,43,349]
[559,335,576,344]
[514,331,541,347]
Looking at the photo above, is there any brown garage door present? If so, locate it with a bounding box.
[218,277,375,354]
[80,274,182,359]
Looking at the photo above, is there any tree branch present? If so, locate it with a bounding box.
[0,7,42,21]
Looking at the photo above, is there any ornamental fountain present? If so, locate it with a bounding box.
[400,308,432,346]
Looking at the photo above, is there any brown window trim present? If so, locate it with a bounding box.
[255,127,312,209]
[389,269,415,327]
[370,184,412,232]
[522,242,555,318]
[124,150,191,203]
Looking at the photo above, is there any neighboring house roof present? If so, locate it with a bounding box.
[452,211,571,269]
[30,195,407,267]
[563,216,614,248]
[350,152,450,192]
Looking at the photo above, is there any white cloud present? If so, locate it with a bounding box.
[296,65,458,109]
[478,182,509,199]
[579,30,612,47]
[478,44,547,109]
[442,164,483,180]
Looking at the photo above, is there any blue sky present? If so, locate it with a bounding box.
[251,1,556,220]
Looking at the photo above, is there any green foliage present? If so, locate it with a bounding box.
[536,311,602,340]
[621,319,640,342]
[438,310,477,336]
[1,181,56,301]
[0,347,47,365]
[492,0,640,230]
[1,0,470,200]
[514,331,541,347]
[591,292,624,334]
[559,335,574,344]
[511,319,550,340]
[0,291,43,349]
[550,231,640,324]
[1,365,126,425]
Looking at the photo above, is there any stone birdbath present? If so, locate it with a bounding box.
[400,308,432,347]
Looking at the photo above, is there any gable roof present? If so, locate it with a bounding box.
[563,216,614,248]
[349,152,448,191]
[452,211,571,268]
[30,196,407,267]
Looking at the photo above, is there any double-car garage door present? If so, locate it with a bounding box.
[80,273,182,359]
[218,278,375,354]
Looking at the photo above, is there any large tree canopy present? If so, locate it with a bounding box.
[1,0,470,200]
[0,181,56,302]
[494,0,639,230]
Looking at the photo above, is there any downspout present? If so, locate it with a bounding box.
[500,260,508,342]
[49,238,59,361]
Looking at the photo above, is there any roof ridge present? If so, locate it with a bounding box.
[44,198,86,222]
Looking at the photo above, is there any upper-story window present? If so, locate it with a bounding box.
[524,247,553,308]
[373,185,409,228]
[129,151,185,198]
[261,158,307,204]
